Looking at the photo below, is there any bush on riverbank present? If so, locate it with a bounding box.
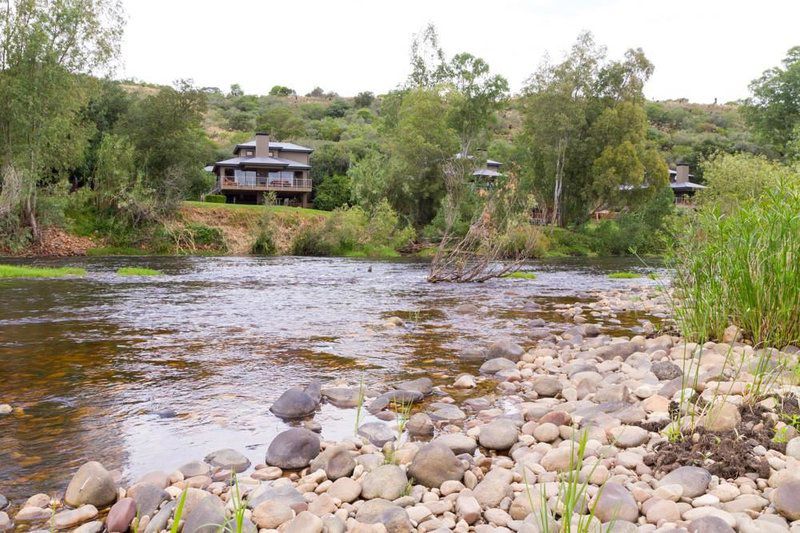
[291,201,414,258]
[672,183,800,347]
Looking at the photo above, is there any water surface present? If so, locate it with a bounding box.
[0,256,661,500]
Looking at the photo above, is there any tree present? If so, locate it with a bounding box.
[517,32,666,225]
[407,24,450,89]
[383,89,459,226]
[0,0,124,242]
[306,86,325,97]
[229,83,244,97]
[349,152,390,210]
[269,85,296,96]
[743,46,800,157]
[354,91,375,108]
[446,53,509,156]
[117,80,214,202]
[313,174,351,211]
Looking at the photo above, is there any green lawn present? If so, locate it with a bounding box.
[0,264,86,279]
[183,201,329,219]
[117,267,162,276]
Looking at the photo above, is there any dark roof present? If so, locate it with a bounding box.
[212,156,311,171]
[234,140,313,154]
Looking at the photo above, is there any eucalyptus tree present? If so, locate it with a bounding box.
[517,32,667,226]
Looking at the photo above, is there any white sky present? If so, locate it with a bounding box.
[118,0,799,103]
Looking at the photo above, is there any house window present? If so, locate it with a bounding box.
[224,168,234,177]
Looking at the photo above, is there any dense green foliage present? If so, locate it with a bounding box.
[204,194,227,203]
[291,201,415,257]
[673,177,800,347]
[743,46,800,159]
[2,6,794,260]
[516,32,668,226]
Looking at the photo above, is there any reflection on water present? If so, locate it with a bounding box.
[0,255,660,499]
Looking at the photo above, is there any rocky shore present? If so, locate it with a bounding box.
[3,285,800,532]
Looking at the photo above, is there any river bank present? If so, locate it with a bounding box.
[2,262,799,532]
[1,201,614,260]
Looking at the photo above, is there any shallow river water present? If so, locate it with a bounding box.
[0,255,662,500]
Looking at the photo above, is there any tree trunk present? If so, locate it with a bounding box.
[552,137,567,226]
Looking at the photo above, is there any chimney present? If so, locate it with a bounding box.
[255,132,270,158]
[676,164,690,183]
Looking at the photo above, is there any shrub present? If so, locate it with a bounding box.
[497,224,549,259]
[313,175,351,211]
[204,194,226,204]
[289,201,414,257]
[251,225,277,255]
[672,186,800,347]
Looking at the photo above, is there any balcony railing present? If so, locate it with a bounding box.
[221,172,312,191]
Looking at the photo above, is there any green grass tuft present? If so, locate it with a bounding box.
[116,267,162,277]
[0,264,86,279]
[501,271,537,280]
[608,271,641,279]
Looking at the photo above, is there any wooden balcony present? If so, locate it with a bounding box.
[220,176,312,193]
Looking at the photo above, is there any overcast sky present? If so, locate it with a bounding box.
[118,0,798,103]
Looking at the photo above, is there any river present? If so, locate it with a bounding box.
[0,255,664,500]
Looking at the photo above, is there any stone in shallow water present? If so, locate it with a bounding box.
[479,357,516,374]
[178,460,211,478]
[485,339,525,361]
[395,377,433,395]
[270,388,319,419]
[204,448,251,473]
[265,428,320,469]
[321,387,360,408]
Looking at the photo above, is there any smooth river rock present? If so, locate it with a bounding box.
[270,388,319,419]
[478,419,519,450]
[658,466,712,498]
[309,445,355,480]
[408,442,465,488]
[594,482,638,523]
[204,448,250,473]
[183,495,225,533]
[357,421,396,447]
[266,428,320,469]
[361,464,408,500]
[773,480,800,521]
[106,498,136,532]
[64,461,118,508]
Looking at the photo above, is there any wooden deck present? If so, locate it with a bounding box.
[219,178,312,193]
